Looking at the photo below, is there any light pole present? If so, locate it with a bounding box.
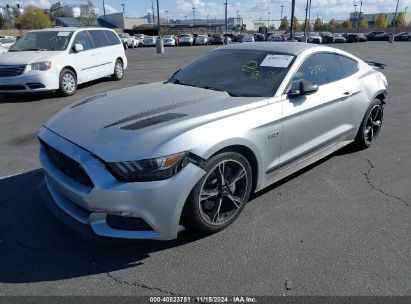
[391,0,400,39]
[356,0,362,33]
[151,0,155,24]
[290,0,296,40]
[192,7,196,26]
[121,3,125,14]
[224,0,228,41]
[281,5,284,20]
[156,0,164,53]
[184,15,187,23]
[267,12,270,28]
[207,13,209,24]
[304,0,309,42]
[237,9,239,30]
[165,10,168,24]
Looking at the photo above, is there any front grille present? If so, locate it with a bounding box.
[0,65,26,77]
[41,141,94,188]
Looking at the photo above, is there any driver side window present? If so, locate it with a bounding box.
[290,53,344,90]
[72,31,93,51]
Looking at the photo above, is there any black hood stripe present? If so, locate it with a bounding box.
[120,113,187,131]
[104,91,224,129]
[71,93,107,109]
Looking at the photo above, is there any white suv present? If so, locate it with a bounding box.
[0,27,127,96]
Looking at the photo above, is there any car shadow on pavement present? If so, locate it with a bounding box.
[0,169,205,284]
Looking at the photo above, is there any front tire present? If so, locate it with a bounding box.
[354,98,383,149]
[182,152,252,234]
[111,59,124,81]
[59,68,77,96]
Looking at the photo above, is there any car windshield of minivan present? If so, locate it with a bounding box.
[169,49,295,97]
[8,31,73,52]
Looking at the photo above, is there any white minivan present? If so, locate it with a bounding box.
[0,27,127,96]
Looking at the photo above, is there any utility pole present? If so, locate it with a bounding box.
[192,7,196,26]
[156,0,164,53]
[102,0,106,20]
[290,0,296,40]
[356,0,362,33]
[281,5,284,20]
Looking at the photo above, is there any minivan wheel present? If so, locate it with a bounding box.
[182,152,252,234]
[354,98,383,149]
[59,69,77,96]
[111,59,124,81]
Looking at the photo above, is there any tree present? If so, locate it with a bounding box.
[375,14,388,28]
[313,17,322,31]
[394,12,406,27]
[16,6,52,29]
[0,14,4,29]
[279,17,289,31]
[80,0,98,26]
[359,19,368,29]
[342,19,353,29]
[328,19,337,31]
[292,16,302,31]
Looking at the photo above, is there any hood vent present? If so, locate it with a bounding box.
[71,93,107,109]
[120,113,187,131]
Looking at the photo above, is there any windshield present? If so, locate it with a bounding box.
[9,31,73,52]
[169,49,295,97]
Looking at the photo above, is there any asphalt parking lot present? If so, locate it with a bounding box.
[0,42,410,296]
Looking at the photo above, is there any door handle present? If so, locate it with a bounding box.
[341,91,352,100]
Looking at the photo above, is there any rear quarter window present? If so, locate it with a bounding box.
[104,30,121,45]
[88,30,109,48]
[339,55,359,78]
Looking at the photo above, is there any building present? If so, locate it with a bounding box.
[349,11,411,27]
[170,17,244,32]
[100,12,146,30]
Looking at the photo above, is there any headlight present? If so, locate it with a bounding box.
[107,152,189,182]
[30,61,51,71]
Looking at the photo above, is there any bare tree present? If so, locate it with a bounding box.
[79,0,98,25]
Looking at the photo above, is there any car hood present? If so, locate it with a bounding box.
[0,51,62,65]
[44,82,266,162]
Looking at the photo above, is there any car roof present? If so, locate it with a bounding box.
[221,42,317,55]
[29,27,108,33]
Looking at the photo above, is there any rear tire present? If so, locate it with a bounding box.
[182,152,252,234]
[354,98,383,149]
[59,68,77,96]
[111,59,124,81]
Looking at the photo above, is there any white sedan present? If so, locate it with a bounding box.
[0,38,15,49]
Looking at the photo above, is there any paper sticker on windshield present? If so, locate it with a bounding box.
[57,32,70,37]
[260,54,293,68]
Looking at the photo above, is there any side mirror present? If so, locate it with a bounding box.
[288,80,318,98]
[73,43,84,53]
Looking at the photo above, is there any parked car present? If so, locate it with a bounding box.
[195,34,208,45]
[118,33,138,48]
[0,27,127,96]
[400,32,411,41]
[394,32,409,41]
[38,42,388,240]
[254,33,265,41]
[209,34,224,45]
[179,34,194,46]
[294,32,305,42]
[163,35,177,47]
[265,32,275,40]
[142,36,157,47]
[239,34,255,43]
[225,33,239,42]
[357,33,368,42]
[267,34,285,42]
[320,32,335,43]
[0,38,15,48]
[333,33,346,43]
[133,34,146,46]
[308,32,322,44]
[366,31,386,41]
[346,33,360,43]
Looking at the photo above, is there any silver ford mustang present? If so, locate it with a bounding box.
[38,43,388,240]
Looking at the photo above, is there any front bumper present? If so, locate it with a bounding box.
[0,71,59,93]
[38,127,206,240]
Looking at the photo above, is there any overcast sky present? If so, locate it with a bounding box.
[15,0,411,22]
